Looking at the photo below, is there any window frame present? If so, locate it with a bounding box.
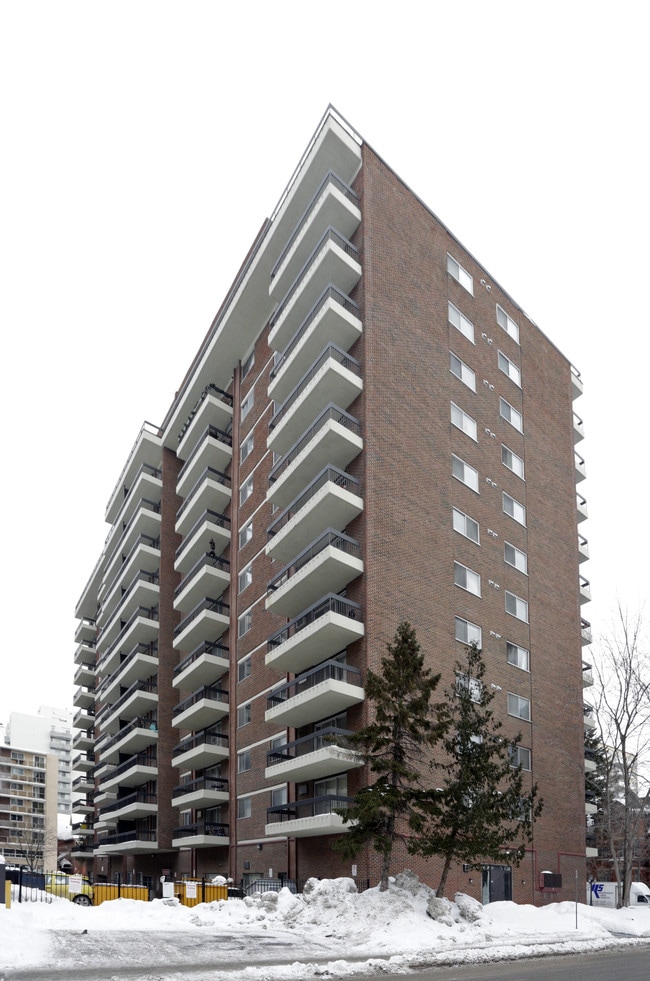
[238,609,252,638]
[237,703,252,728]
[238,562,253,594]
[496,304,520,343]
[455,615,482,647]
[499,397,523,433]
[507,641,530,671]
[237,654,252,682]
[505,590,529,622]
[504,541,528,575]
[503,491,526,526]
[239,520,253,549]
[452,454,479,493]
[240,433,254,464]
[450,351,476,391]
[448,301,475,343]
[501,444,525,479]
[454,560,481,596]
[239,477,253,507]
[237,796,252,819]
[507,692,531,721]
[452,507,480,544]
[451,401,478,441]
[237,750,252,773]
[447,253,474,294]
[510,745,531,770]
[241,390,254,421]
[498,350,521,386]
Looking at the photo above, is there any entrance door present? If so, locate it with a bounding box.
[481,864,512,903]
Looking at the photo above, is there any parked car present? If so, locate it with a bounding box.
[44,872,94,906]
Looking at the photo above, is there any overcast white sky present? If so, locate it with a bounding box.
[0,1,647,724]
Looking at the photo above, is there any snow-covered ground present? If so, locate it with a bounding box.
[1,871,649,980]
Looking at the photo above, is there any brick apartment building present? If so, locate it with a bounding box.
[72,108,591,904]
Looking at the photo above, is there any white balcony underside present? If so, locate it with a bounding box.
[173,608,229,652]
[267,483,364,564]
[100,728,158,765]
[176,394,233,463]
[174,520,230,574]
[172,697,229,731]
[96,839,158,855]
[171,833,230,849]
[100,764,158,793]
[175,477,231,537]
[174,565,230,613]
[266,548,363,619]
[268,362,362,456]
[101,653,158,704]
[100,691,158,734]
[265,812,348,839]
[265,678,364,728]
[266,611,365,674]
[172,741,229,771]
[171,788,229,809]
[177,437,233,500]
[173,650,230,690]
[264,745,361,783]
[267,424,363,509]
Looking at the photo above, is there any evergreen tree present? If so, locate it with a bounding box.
[334,621,444,890]
[409,643,542,898]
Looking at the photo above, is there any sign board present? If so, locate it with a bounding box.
[162,881,175,899]
[69,875,83,894]
[185,881,197,899]
[589,882,617,907]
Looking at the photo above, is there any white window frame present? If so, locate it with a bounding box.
[238,609,252,638]
[510,745,531,770]
[454,561,481,596]
[455,616,482,647]
[450,351,476,391]
[503,491,526,526]
[502,444,525,479]
[504,542,528,575]
[505,590,529,622]
[240,477,253,507]
[237,655,252,682]
[238,562,252,594]
[451,402,477,440]
[237,796,252,819]
[241,390,254,421]
[237,750,252,773]
[507,641,530,671]
[456,672,483,702]
[239,520,253,549]
[271,786,287,807]
[498,350,521,386]
[240,433,254,464]
[507,692,531,721]
[237,703,252,728]
[452,507,480,544]
[452,454,479,493]
[241,349,255,380]
[447,253,474,294]
[496,304,520,343]
[500,397,523,433]
[448,301,475,343]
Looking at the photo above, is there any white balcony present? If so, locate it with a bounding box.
[268,230,362,354]
[104,467,162,558]
[581,618,593,647]
[176,428,233,499]
[73,709,95,732]
[97,575,160,648]
[95,831,157,855]
[266,595,364,675]
[577,494,588,523]
[74,640,96,667]
[173,643,230,691]
[265,662,364,728]
[99,539,160,611]
[268,348,363,457]
[579,576,592,605]
[270,173,361,301]
[72,730,94,753]
[174,513,231,575]
[173,597,229,652]
[100,645,158,705]
[171,823,229,850]
[266,531,363,619]
[578,535,590,564]
[269,288,363,405]
[175,468,231,537]
[105,424,162,525]
[74,662,96,688]
[171,777,229,810]
[573,412,585,444]
[571,366,584,400]
[174,556,230,614]
[102,504,161,593]
[267,407,363,510]
[99,722,158,765]
[74,618,97,645]
[267,467,363,564]
[99,792,157,823]
[99,755,157,794]
[96,608,159,678]
[574,453,587,483]
[172,730,229,771]
[265,796,351,839]
[265,731,361,783]
[99,683,158,735]
[73,685,96,710]
[172,686,229,731]
[176,387,234,462]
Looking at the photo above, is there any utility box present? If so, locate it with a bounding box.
[539,872,562,892]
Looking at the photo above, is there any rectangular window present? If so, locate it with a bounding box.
[504,542,527,574]
[502,444,525,479]
[238,655,252,682]
[499,397,523,433]
[503,492,526,526]
[454,561,481,596]
[455,616,482,647]
[240,477,253,507]
[456,673,483,702]
[510,745,531,770]
[450,352,476,391]
[498,350,521,386]
[447,253,474,294]
[238,563,252,594]
[240,434,254,464]
[452,454,479,493]
[451,402,477,440]
[448,301,475,343]
[271,786,287,807]
[237,703,252,728]
[238,610,252,638]
[496,304,520,343]
[237,750,252,773]
[453,507,479,544]
[507,641,530,671]
[241,350,255,380]
[507,692,531,721]
[241,391,254,421]
[239,520,253,549]
[237,796,252,819]
[505,590,529,622]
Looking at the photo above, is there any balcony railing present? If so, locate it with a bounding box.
[269,227,359,330]
[174,552,230,599]
[174,640,230,679]
[105,496,161,566]
[270,171,360,281]
[173,596,230,639]
[267,726,354,767]
[172,728,228,758]
[177,424,232,479]
[96,679,157,726]
[98,750,156,785]
[268,593,361,651]
[98,569,160,635]
[267,794,352,823]
[271,285,360,382]
[177,384,234,444]
[176,467,231,523]
[268,467,360,539]
[269,345,361,432]
[172,821,229,840]
[96,641,158,699]
[99,790,156,819]
[174,510,231,562]
[173,685,229,718]
[96,606,159,672]
[268,405,361,485]
[102,533,161,603]
[172,776,229,799]
[96,714,157,757]
[97,829,156,847]
[268,529,361,593]
[268,660,362,708]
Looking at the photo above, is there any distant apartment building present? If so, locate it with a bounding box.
[73,108,591,903]
[6,707,73,814]
[0,741,58,869]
